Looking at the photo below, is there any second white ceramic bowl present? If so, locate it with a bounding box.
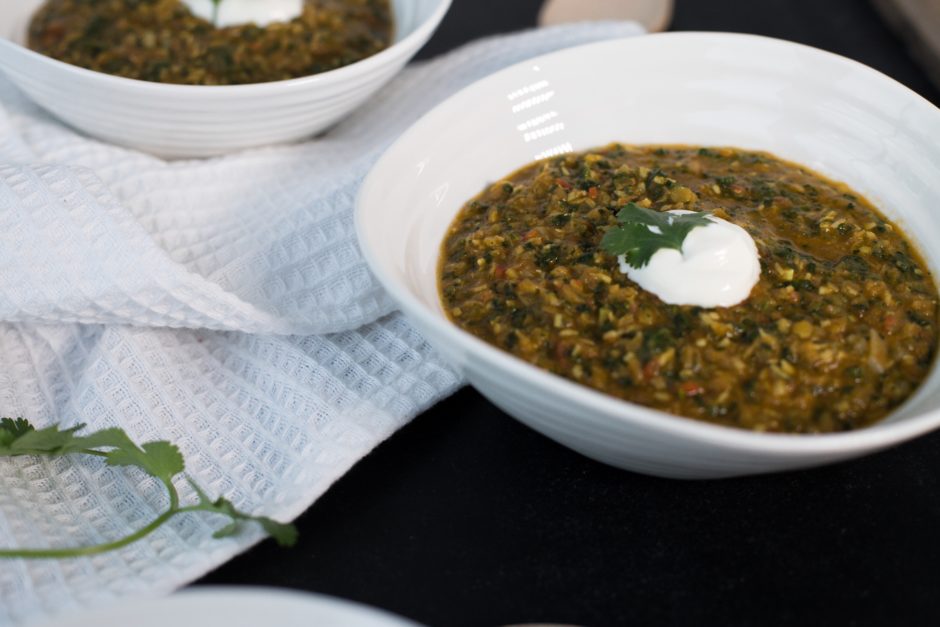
[0,0,450,158]
[357,33,940,479]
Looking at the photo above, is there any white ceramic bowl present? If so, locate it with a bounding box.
[36,588,419,627]
[357,32,940,479]
[0,0,450,158]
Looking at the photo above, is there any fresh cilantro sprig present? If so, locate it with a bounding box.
[0,418,297,559]
[601,202,712,269]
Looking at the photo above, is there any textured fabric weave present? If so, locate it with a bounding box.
[0,22,643,626]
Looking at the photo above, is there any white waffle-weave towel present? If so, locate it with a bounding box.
[0,21,644,626]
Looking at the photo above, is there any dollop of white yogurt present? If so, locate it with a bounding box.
[618,210,761,308]
[182,0,304,28]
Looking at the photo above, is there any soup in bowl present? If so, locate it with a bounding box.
[356,33,940,478]
[0,0,450,157]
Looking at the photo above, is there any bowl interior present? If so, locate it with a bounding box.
[2,0,42,44]
[1,0,423,47]
[358,32,940,433]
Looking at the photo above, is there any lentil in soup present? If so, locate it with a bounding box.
[438,145,939,433]
[28,0,393,85]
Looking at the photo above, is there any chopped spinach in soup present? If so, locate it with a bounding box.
[29,0,393,85]
[439,145,938,433]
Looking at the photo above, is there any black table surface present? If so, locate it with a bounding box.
[197,1,940,625]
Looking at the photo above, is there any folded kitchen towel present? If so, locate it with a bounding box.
[0,21,644,626]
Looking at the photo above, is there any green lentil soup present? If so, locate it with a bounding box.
[438,145,939,433]
[28,0,393,85]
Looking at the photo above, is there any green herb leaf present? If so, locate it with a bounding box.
[193,485,299,548]
[601,202,711,269]
[0,421,87,456]
[0,418,34,448]
[106,440,185,482]
[0,419,297,559]
[212,521,241,540]
[257,516,300,548]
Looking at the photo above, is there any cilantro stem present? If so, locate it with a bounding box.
[0,476,284,559]
[164,476,180,511]
[0,419,298,559]
[0,508,179,559]
[0,475,185,560]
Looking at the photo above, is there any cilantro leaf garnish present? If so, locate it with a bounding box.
[0,418,33,447]
[0,418,297,559]
[601,202,712,269]
[106,439,185,480]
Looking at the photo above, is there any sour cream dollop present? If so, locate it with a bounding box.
[618,210,761,308]
[182,0,304,28]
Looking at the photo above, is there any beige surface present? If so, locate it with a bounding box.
[539,0,674,32]
[872,0,940,88]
